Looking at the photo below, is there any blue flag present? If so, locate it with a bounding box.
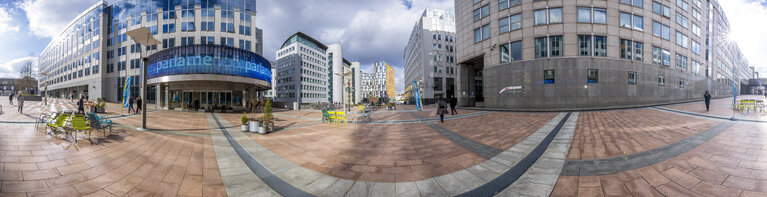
[123,76,132,108]
[414,80,422,111]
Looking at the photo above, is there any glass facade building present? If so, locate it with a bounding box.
[38,0,267,111]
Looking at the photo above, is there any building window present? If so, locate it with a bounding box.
[550,36,562,57]
[473,5,490,21]
[474,24,490,43]
[693,61,701,75]
[676,12,689,29]
[544,70,555,84]
[676,54,688,70]
[692,23,701,37]
[653,1,671,17]
[587,69,598,83]
[679,78,685,88]
[659,75,665,86]
[534,8,562,25]
[577,7,592,23]
[535,37,548,58]
[653,21,671,40]
[692,41,700,55]
[620,39,633,60]
[628,72,637,84]
[499,41,522,63]
[498,0,520,10]
[621,0,644,8]
[594,8,607,24]
[677,0,689,12]
[634,42,644,61]
[594,36,606,56]
[692,9,701,21]
[621,12,645,31]
[662,49,671,66]
[676,31,689,48]
[578,35,592,56]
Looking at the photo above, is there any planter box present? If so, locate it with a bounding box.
[248,121,260,132]
[241,125,248,132]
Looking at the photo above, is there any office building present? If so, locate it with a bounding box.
[274,32,362,105]
[454,0,752,110]
[404,8,457,104]
[373,61,396,101]
[37,0,271,111]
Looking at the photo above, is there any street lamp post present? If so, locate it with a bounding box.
[126,27,161,130]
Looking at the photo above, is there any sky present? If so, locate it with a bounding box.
[1,0,766,94]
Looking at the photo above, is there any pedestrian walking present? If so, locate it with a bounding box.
[136,96,142,114]
[17,93,24,114]
[8,92,14,105]
[128,95,135,113]
[437,98,448,123]
[77,96,85,114]
[704,90,712,111]
[449,95,457,115]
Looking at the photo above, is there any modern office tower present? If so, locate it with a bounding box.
[453,0,752,110]
[274,32,361,106]
[404,8,457,104]
[360,72,375,102]
[37,0,270,111]
[262,67,277,99]
[373,61,396,101]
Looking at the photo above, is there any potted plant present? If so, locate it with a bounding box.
[97,98,106,113]
[248,99,261,132]
[260,98,274,133]
[241,112,249,132]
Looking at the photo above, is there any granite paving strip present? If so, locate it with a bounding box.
[496,112,579,197]
[410,111,502,159]
[208,113,311,197]
[561,121,735,176]
[205,113,281,196]
[216,112,569,196]
[456,112,573,196]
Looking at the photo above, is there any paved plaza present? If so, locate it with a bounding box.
[2,96,767,196]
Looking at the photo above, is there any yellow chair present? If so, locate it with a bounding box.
[738,100,747,112]
[749,100,757,113]
[358,105,364,113]
[328,111,336,124]
[335,111,347,125]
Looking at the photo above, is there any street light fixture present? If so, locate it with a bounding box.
[126,27,161,130]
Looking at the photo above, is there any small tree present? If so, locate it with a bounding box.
[18,59,37,95]
[241,112,248,125]
[262,98,273,123]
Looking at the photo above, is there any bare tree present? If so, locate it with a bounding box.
[18,59,37,95]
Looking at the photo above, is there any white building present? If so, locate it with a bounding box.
[404,8,456,104]
[274,32,362,106]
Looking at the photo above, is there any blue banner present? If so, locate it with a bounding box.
[123,76,132,108]
[414,80,422,111]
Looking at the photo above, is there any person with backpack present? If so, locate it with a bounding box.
[17,93,24,114]
[449,95,458,115]
[136,96,142,114]
[437,98,448,123]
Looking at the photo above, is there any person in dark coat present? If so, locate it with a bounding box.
[136,97,142,114]
[77,96,85,114]
[449,95,457,115]
[437,98,448,123]
[128,95,134,113]
[704,91,712,111]
[8,92,14,105]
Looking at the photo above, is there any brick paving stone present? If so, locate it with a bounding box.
[569,109,718,160]
[0,97,224,196]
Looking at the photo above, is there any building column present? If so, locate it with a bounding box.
[164,83,170,110]
[155,84,161,109]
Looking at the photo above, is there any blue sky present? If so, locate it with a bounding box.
[1,0,766,94]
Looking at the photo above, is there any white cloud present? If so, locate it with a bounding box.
[719,0,767,76]
[0,7,20,35]
[0,56,37,78]
[18,0,100,38]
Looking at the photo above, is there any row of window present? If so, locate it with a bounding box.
[543,69,688,88]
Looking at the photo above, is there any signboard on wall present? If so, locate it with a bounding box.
[147,45,272,83]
